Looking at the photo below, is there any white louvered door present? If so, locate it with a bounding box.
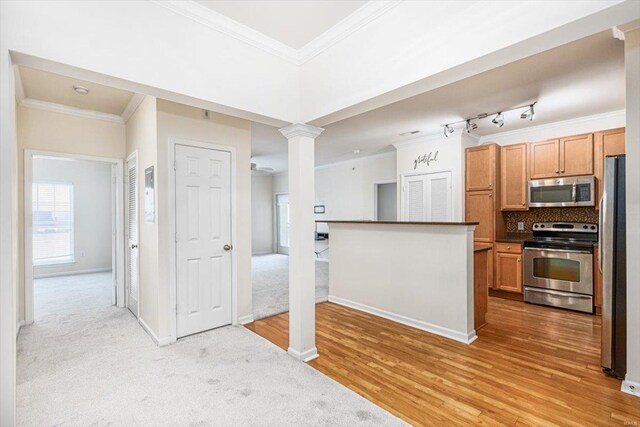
[402,171,452,221]
[175,144,232,338]
[126,155,139,317]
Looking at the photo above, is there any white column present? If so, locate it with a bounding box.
[279,123,324,362]
[623,26,640,398]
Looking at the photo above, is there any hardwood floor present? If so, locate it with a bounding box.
[245,298,640,426]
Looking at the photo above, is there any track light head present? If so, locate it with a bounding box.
[520,104,535,121]
[492,112,504,128]
[465,120,478,133]
[443,124,454,138]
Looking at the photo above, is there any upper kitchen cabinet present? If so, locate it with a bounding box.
[529,139,560,179]
[560,133,593,177]
[466,190,494,242]
[529,134,593,179]
[466,144,497,191]
[501,143,528,211]
[595,128,625,207]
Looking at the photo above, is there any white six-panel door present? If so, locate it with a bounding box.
[175,144,232,338]
[126,155,139,317]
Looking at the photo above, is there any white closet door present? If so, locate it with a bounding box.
[402,171,452,221]
[126,156,139,317]
[175,144,232,338]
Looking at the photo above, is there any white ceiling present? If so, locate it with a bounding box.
[253,30,625,171]
[194,0,367,49]
[18,66,134,115]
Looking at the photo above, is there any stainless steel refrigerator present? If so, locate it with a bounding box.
[600,155,626,379]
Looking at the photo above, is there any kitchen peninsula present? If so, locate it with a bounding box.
[322,220,485,344]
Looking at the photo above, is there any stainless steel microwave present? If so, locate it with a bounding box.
[528,175,595,207]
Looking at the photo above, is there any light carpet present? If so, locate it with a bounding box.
[17,272,404,427]
[252,254,329,320]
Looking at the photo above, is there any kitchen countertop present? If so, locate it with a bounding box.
[474,243,493,252]
[495,233,532,243]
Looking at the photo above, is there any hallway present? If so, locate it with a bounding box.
[16,273,402,426]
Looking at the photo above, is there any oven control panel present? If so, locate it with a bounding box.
[532,222,597,233]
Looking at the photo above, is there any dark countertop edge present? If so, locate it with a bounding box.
[317,220,479,226]
[474,243,493,252]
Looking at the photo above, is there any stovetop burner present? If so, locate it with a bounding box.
[524,222,598,250]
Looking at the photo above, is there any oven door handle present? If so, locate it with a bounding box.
[523,247,592,255]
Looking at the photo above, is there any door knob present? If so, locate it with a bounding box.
[130,244,138,249]
[224,244,233,251]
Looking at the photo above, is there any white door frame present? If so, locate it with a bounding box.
[371,179,397,220]
[399,169,453,221]
[125,151,140,319]
[23,150,125,324]
[168,137,238,344]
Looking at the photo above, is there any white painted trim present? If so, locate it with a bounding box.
[622,377,640,398]
[315,258,329,264]
[279,123,324,139]
[288,346,319,362]
[13,66,24,104]
[19,98,124,124]
[121,93,145,123]
[371,179,397,220]
[238,314,254,325]
[138,317,170,347]
[251,251,273,256]
[478,110,626,144]
[328,295,477,345]
[150,0,399,65]
[168,137,238,344]
[15,320,25,339]
[33,268,112,279]
[24,150,125,325]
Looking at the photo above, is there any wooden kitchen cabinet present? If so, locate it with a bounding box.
[501,143,528,211]
[560,133,593,177]
[529,134,594,179]
[466,144,497,191]
[529,139,560,179]
[465,191,494,242]
[495,251,523,293]
[595,128,625,209]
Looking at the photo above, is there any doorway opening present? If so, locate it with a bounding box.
[373,181,397,221]
[24,152,124,324]
[275,193,290,255]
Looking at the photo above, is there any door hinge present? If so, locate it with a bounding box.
[173,161,177,171]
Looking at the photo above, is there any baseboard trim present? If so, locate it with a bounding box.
[16,320,25,338]
[315,258,329,263]
[288,346,319,362]
[252,251,274,256]
[238,314,254,325]
[34,268,112,279]
[622,377,640,398]
[328,295,477,345]
[138,317,170,347]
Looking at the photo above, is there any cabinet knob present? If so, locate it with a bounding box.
[489,183,492,188]
[561,169,565,173]
[507,246,511,250]
[556,170,560,174]
[522,202,526,206]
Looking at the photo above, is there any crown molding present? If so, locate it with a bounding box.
[148,0,400,65]
[478,110,625,144]
[14,66,25,104]
[121,93,146,123]
[279,123,324,139]
[20,98,124,124]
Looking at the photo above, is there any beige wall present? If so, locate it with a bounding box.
[156,100,252,339]
[16,105,126,321]
[125,96,159,333]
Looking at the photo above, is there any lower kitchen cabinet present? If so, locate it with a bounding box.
[495,243,523,293]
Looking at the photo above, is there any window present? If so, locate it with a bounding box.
[32,182,74,265]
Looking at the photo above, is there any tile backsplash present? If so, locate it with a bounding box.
[504,207,599,232]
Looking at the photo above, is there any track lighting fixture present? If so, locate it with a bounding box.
[465,120,478,133]
[520,103,536,121]
[491,112,504,128]
[443,124,454,138]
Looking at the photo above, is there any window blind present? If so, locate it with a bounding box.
[32,182,74,265]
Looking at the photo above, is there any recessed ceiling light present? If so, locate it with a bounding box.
[73,85,89,95]
[399,130,421,137]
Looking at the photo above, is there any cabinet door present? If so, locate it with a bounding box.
[495,252,522,293]
[465,191,494,242]
[595,128,625,208]
[560,133,593,177]
[466,145,495,191]
[501,143,528,210]
[529,140,560,179]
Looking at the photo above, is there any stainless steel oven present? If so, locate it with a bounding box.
[528,175,595,207]
[523,222,597,313]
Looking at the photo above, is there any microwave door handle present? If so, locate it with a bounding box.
[571,183,577,203]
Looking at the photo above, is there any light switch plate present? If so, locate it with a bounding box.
[517,222,525,231]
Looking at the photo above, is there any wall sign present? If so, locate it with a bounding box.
[413,150,439,170]
[144,166,155,224]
